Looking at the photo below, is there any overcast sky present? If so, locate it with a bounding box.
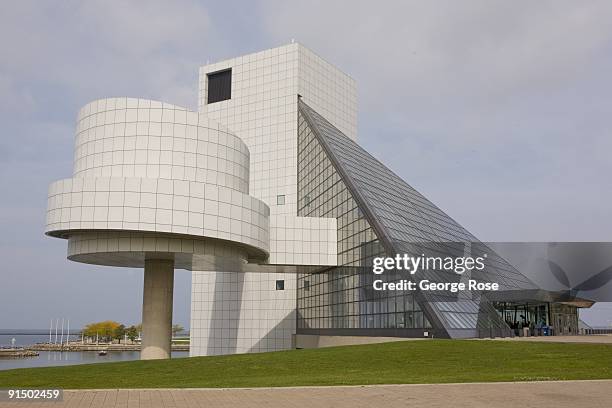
[1,1,611,329]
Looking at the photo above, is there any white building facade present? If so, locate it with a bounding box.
[190,43,357,356]
[47,44,576,356]
[45,43,350,359]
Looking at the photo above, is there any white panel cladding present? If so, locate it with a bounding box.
[46,177,269,254]
[190,271,295,356]
[297,46,357,141]
[46,97,271,269]
[191,43,357,356]
[198,44,356,213]
[66,231,249,270]
[75,97,250,194]
[194,44,300,357]
[199,44,300,215]
[269,216,337,266]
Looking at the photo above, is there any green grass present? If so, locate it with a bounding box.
[0,340,610,389]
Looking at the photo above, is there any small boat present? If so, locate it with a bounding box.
[98,350,107,356]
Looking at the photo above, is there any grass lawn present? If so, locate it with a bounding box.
[0,340,610,389]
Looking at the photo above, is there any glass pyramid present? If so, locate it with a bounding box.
[297,99,539,338]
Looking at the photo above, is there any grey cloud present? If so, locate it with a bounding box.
[0,0,217,329]
[0,0,216,108]
[260,0,612,241]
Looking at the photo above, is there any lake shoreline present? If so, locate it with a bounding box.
[26,342,189,352]
[0,349,189,371]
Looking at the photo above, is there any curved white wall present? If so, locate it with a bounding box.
[46,98,270,268]
[74,98,250,194]
[46,177,269,257]
[66,231,250,271]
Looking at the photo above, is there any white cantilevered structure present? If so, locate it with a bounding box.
[45,86,338,359]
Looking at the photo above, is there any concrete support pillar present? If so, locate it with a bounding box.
[141,259,174,360]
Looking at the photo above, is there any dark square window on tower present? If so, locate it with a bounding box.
[275,280,285,290]
[207,69,231,103]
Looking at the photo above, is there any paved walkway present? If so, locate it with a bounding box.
[490,334,612,344]
[1,380,610,408]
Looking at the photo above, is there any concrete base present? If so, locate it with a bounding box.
[294,334,426,349]
[141,259,174,360]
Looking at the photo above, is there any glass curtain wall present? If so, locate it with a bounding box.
[296,108,431,334]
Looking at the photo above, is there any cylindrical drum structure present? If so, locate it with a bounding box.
[45,98,271,359]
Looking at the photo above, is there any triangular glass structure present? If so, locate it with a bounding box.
[297,99,539,338]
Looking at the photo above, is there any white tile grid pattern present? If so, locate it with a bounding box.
[66,231,249,270]
[74,98,250,194]
[268,216,337,266]
[190,271,295,355]
[191,43,356,356]
[298,46,357,141]
[46,177,269,254]
[68,232,243,257]
[193,44,300,356]
[199,44,300,215]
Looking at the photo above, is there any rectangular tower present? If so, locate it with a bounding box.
[190,43,356,355]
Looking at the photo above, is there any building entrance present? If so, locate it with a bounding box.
[494,302,549,336]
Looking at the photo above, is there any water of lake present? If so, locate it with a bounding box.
[0,333,62,348]
[0,350,189,370]
[0,331,188,371]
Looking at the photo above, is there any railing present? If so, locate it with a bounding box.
[583,328,612,335]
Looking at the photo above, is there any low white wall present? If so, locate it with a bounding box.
[294,334,427,349]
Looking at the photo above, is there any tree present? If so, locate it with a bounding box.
[172,324,184,337]
[113,324,126,343]
[82,321,121,343]
[126,325,138,342]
